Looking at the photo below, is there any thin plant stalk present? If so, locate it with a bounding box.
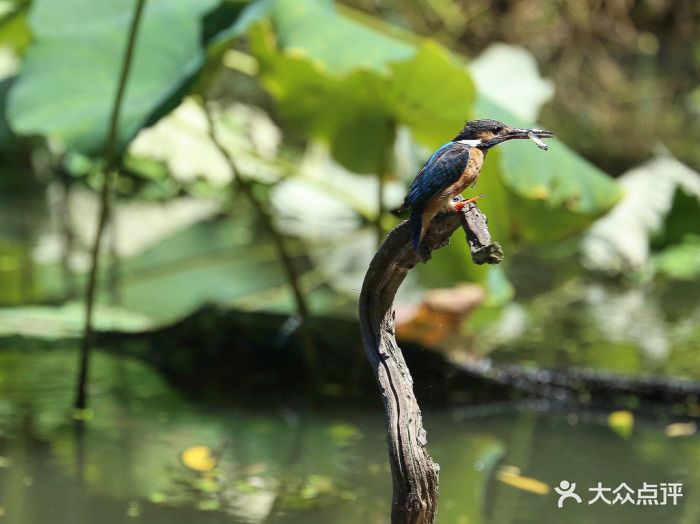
[57,170,77,299]
[107,216,122,305]
[73,0,147,412]
[202,102,320,385]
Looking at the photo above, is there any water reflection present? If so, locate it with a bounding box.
[0,348,698,523]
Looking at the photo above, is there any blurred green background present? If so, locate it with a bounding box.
[0,0,699,522]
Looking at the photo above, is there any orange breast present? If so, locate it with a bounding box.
[440,148,484,199]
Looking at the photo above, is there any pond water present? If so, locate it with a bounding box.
[0,347,697,524]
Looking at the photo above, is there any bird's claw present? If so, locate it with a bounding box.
[453,194,486,212]
[418,244,432,263]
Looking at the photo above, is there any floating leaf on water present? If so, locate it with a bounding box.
[496,466,550,495]
[498,465,521,476]
[244,462,268,475]
[181,446,217,473]
[126,501,140,518]
[71,408,94,422]
[195,477,221,494]
[340,490,357,501]
[608,410,634,439]
[197,499,221,511]
[328,423,362,444]
[149,492,167,504]
[665,422,697,438]
[300,474,335,500]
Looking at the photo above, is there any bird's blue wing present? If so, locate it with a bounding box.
[402,143,470,208]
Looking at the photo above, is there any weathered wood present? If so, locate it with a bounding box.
[358,202,502,523]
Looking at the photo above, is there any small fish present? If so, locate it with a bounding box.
[527,131,549,151]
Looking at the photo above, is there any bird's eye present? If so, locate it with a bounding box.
[493,127,503,134]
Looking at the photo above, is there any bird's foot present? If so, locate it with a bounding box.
[453,194,486,212]
[418,244,432,263]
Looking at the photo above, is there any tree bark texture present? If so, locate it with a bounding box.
[358,202,502,523]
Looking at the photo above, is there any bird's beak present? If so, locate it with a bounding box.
[478,126,555,150]
[502,127,555,141]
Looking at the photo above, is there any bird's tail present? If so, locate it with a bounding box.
[409,209,424,251]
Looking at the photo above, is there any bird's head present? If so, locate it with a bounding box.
[453,119,554,150]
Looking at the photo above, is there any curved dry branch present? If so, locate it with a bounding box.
[359,202,502,523]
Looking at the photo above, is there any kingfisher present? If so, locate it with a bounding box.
[396,119,554,251]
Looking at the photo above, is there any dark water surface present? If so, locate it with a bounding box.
[0,348,698,524]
